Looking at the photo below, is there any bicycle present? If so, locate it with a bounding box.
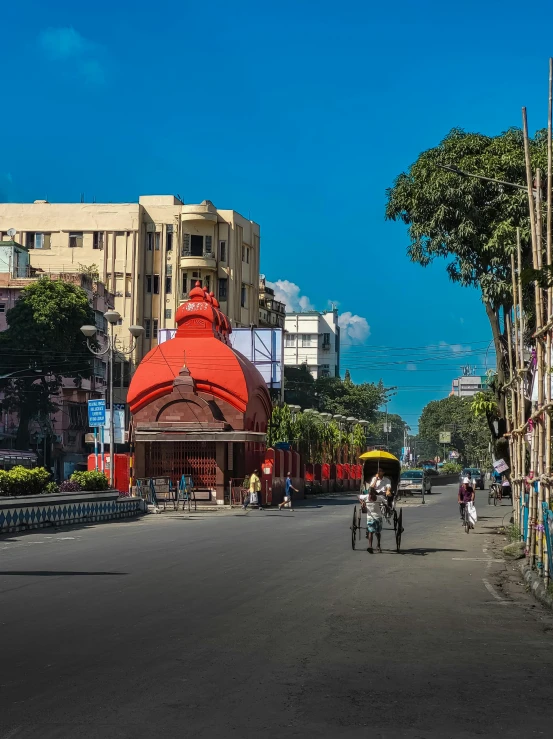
[462,503,474,534]
[488,482,502,506]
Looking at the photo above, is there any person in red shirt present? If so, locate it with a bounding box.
[458,476,475,522]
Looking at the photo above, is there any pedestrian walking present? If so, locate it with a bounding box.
[359,488,383,553]
[243,469,262,510]
[278,472,298,510]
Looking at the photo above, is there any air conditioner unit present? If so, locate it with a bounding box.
[54,434,63,443]
[115,291,123,297]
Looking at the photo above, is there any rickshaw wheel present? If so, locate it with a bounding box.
[393,509,398,532]
[357,507,362,541]
[395,509,403,552]
[351,506,357,550]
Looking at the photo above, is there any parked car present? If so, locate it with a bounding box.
[460,467,485,490]
[398,469,432,495]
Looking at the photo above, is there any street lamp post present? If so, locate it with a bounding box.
[81,311,144,489]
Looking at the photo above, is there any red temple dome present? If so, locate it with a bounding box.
[127,287,271,422]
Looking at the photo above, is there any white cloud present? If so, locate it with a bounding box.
[338,312,371,345]
[38,27,106,84]
[438,341,472,354]
[406,363,417,371]
[266,280,314,312]
[266,278,370,345]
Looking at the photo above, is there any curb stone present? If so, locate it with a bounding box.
[519,562,553,610]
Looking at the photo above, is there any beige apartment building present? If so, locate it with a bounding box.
[0,196,260,361]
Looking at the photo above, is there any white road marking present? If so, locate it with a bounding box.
[452,557,503,562]
[482,578,506,603]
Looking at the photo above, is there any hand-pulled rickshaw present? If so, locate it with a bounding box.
[350,450,404,552]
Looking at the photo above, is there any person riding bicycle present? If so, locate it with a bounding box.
[458,476,474,522]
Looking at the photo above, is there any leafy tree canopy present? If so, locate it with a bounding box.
[0,278,95,449]
[418,396,491,467]
[385,126,546,433]
[386,127,545,308]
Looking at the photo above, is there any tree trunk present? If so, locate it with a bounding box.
[15,400,32,450]
[484,300,510,459]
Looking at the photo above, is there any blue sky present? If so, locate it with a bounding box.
[2,0,551,429]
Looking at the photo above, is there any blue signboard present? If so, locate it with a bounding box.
[88,399,106,427]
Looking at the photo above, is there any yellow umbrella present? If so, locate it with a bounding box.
[359,450,399,462]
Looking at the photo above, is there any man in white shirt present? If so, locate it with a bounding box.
[369,468,392,496]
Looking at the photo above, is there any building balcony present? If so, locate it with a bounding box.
[180,255,217,270]
[181,201,218,223]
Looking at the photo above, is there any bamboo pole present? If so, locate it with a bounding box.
[523,108,541,565]
[545,58,553,581]
[506,308,517,524]
[535,168,546,573]
[511,252,521,527]
[516,229,527,543]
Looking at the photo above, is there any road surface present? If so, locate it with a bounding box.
[1,484,553,738]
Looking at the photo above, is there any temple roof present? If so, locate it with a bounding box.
[127,282,271,417]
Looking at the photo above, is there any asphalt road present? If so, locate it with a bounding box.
[1,484,553,738]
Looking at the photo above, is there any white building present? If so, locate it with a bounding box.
[451,375,489,398]
[284,310,340,379]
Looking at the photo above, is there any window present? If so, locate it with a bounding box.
[165,308,172,319]
[205,235,212,256]
[147,233,153,251]
[182,233,190,256]
[302,334,314,347]
[0,304,5,313]
[285,333,296,347]
[165,276,172,294]
[204,275,211,293]
[241,284,247,308]
[166,264,172,276]
[218,278,228,300]
[93,231,104,250]
[153,319,159,339]
[219,240,227,262]
[166,225,173,251]
[322,332,331,346]
[69,232,83,248]
[155,232,160,251]
[242,245,250,263]
[182,273,188,295]
[153,274,160,294]
[146,275,152,293]
[145,319,151,339]
[26,232,50,249]
[190,234,203,257]
[93,357,106,379]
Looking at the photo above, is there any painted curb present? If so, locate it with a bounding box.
[519,562,553,610]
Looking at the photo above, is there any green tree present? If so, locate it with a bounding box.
[386,127,546,444]
[365,412,409,458]
[0,278,95,450]
[283,365,316,408]
[314,376,390,420]
[419,396,490,467]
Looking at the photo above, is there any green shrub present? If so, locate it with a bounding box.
[44,481,60,495]
[70,470,109,491]
[0,466,51,496]
[440,462,462,474]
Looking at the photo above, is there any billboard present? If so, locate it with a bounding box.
[157,327,283,390]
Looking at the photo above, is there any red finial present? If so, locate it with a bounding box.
[189,280,206,299]
[210,291,220,309]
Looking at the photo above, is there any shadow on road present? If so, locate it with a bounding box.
[0,571,127,576]
[395,548,466,556]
